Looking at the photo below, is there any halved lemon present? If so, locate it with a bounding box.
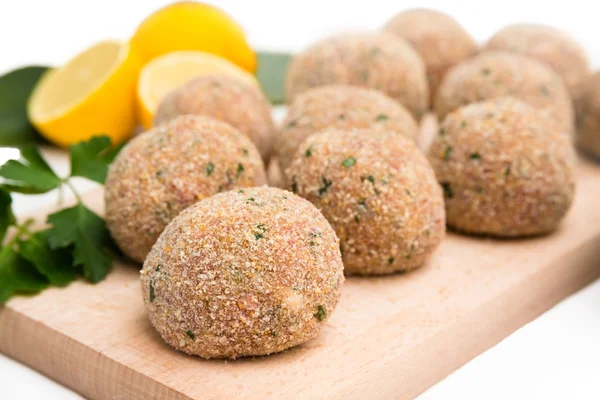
[136,50,259,129]
[28,40,139,147]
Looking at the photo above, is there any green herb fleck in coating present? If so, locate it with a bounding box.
[443,146,453,160]
[149,281,155,302]
[342,157,356,168]
[314,305,327,321]
[206,162,215,176]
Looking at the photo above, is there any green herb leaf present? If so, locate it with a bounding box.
[256,51,291,105]
[46,204,112,283]
[186,330,196,340]
[0,189,15,243]
[18,229,76,286]
[375,114,389,122]
[342,157,356,168]
[470,152,482,160]
[0,66,49,147]
[70,136,120,184]
[0,248,48,303]
[0,145,61,193]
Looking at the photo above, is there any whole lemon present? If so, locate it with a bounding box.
[131,2,256,73]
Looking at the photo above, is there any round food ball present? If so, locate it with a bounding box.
[483,23,590,96]
[285,32,429,119]
[141,186,344,359]
[275,84,419,172]
[286,129,445,275]
[106,115,266,263]
[575,71,600,158]
[429,97,576,236]
[153,74,275,161]
[383,8,477,104]
[435,51,574,135]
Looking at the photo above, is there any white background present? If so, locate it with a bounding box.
[1,0,599,399]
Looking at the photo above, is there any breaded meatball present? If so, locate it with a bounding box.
[483,23,590,96]
[141,186,344,359]
[286,129,445,275]
[285,32,429,119]
[154,74,275,161]
[383,8,477,104]
[435,51,574,135]
[275,84,419,172]
[575,71,600,158]
[429,97,576,236]
[105,115,266,263]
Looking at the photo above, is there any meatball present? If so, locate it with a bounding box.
[285,32,429,119]
[383,8,477,105]
[435,51,574,135]
[575,71,600,158]
[140,186,344,359]
[275,84,419,172]
[154,74,275,161]
[105,115,266,263]
[483,23,590,96]
[286,129,445,275]
[429,97,576,236]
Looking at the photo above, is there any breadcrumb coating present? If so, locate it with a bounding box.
[429,97,576,236]
[483,23,590,96]
[154,74,275,161]
[286,129,445,275]
[141,186,344,359]
[285,32,429,119]
[383,8,478,105]
[276,84,419,172]
[575,71,600,158]
[435,51,574,135]
[105,115,266,263]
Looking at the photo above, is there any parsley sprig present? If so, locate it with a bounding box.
[0,136,121,303]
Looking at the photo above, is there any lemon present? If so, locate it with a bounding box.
[131,2,256,73]
[28,40,139,147]
[136,51,259,129]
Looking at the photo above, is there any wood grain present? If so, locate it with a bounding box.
[1,126,600,399]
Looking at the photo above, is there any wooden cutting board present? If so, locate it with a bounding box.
[1,139,600,400]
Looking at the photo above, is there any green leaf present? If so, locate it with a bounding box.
[46,203,112,283]
[69,136,121,184]
[0,247,48,303]
[0,145,61,193]
[256,51,292,105]
[0,190,15,243]
[0,66,49,147]
[18,229,76,286]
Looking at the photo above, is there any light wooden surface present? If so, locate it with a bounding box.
[0,153,599,399]
[2,114,600,399]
